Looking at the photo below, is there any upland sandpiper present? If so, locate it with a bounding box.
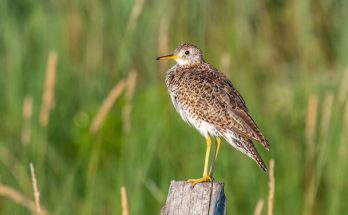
[156,43,269,186]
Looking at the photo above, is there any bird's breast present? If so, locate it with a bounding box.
[168,91,219,138]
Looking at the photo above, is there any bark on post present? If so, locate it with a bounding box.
[161,181,227,215]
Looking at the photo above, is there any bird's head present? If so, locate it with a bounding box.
[156,43,204,66]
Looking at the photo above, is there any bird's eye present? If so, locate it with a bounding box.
[185,50,190,55]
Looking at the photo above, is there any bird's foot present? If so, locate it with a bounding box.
[187,175,213,187]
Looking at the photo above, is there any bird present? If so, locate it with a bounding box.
[156,43,269,186]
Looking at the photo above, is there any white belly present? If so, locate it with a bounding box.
[170,93,219,137]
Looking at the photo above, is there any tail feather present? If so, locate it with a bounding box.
[243,139,267,172]
[223,131,267,172]
[239,111,270,150]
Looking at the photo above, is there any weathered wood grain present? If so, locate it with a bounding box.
[161,181,227,215]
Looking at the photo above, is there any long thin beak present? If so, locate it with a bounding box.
[156,54,178,60]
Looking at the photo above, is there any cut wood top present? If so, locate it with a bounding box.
[161,181,227,215]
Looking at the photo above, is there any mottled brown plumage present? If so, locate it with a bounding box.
[157,43,269,184]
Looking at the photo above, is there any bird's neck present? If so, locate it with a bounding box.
[177,61,205,69]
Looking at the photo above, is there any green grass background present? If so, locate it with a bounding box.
[1,0,348,214]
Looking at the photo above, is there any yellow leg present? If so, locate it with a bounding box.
[209,137,221,177]
[187,136,213,186]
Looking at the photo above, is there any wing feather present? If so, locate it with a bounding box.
[182,64,269,149]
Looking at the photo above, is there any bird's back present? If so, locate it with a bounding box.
[166,63,269,171]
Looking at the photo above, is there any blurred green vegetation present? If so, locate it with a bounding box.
[1,0,348,214]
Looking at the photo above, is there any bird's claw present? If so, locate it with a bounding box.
[187,175,213,187]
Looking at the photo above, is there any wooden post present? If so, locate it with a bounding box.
[161,181,227,215]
